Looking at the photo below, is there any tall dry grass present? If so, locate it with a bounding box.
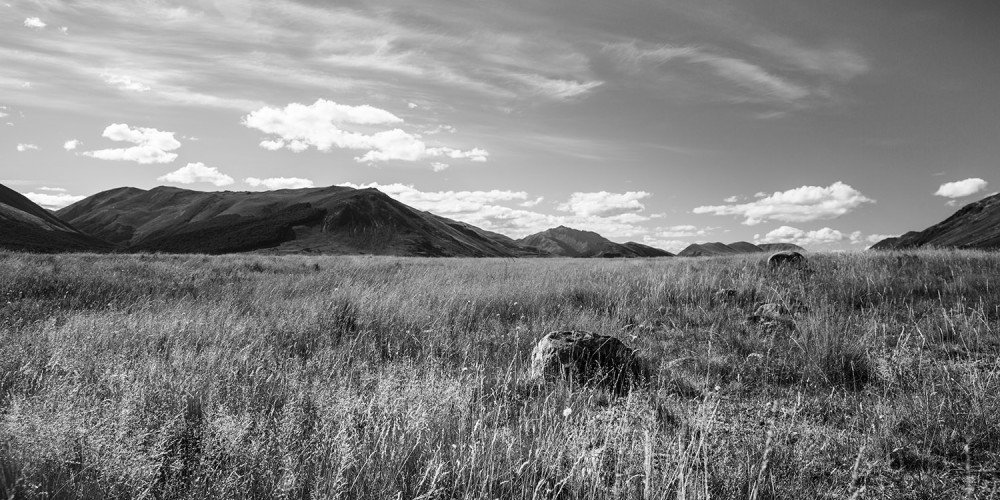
[0,250,998,499]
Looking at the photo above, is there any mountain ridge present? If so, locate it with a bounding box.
[871,192,1000,250]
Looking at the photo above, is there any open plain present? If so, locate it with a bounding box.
[1,250,999,499]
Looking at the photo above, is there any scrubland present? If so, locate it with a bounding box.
[0,250,998,499]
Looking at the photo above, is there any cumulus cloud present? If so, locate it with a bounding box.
[22,191,85,210]
[158,162,234,186]
[431,162,449,172]
[244,177,315,190]
[723,195,740,203]
[23,17,45,29]
[866,234,897,244]
[101,73,151,92]
[934,178,988,199]
[693,181,874,225]
[558,191,650,217]
[337,182,658,239]
[16,143,38,152]
[243,99,489,164]
[520,196,545,208]
[755,226,847,248]
[82,123,181,164]
[63,139,81,150]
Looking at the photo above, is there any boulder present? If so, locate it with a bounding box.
[713,288,738,303]
[768,251,805,267]
[754,302,789,318]
[528,331,647,393]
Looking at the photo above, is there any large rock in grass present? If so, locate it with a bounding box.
[528,331,647,393]
[767,251,805,268]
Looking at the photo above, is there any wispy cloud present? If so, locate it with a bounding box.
[16,143,38,152]
[605,40,810,104]
[752,35,869,81]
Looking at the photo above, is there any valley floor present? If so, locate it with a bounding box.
[1,251,998,499]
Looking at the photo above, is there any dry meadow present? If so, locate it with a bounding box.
[1,250,998,499]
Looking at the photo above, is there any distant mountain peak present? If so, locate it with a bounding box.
[518,226,672,258]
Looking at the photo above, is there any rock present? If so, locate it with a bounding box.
[754,302,789,318]
[528,331,647,393]
[767,251,805,268]
[713,288,738,303]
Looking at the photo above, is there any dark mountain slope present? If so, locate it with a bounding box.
[871,193,1000,250]
[0,183,113,252]
[57,185,537,256]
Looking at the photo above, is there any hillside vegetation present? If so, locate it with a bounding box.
[1,251,998,498]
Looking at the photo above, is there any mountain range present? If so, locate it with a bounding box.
[871,192,1000,251]
[9,181,995,256]
[677,241,804,257]
[515,226,673,258]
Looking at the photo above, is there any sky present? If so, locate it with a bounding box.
[2,0,999,252]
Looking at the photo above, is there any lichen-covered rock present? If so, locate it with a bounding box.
[528,331,647,393]
[768,251,805,267]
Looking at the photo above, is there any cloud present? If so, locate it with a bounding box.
[755,226,848,248]
[158,162,234,186]
[59,26,68,34]
[338,182,659,239]
[934,178,988,199]
[23,17,45,29]
[558,191,651,217]
[752,36,869,81]
[244,177,315,190]
[82,123,181,164]
[512,74,603,100]
[866,234,897,244]
[655,225,714,238]
[407,102,418,109]
[16,144,39,152]
[243,99,489,164]
[723,195,740,203]
[22,191,85,210]
[431,162,449,172]
[102,73,151,92]
[693,181,874,225]
[63,139,81,151]
[605,41,809,104]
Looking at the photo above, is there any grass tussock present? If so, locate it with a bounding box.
[0,250,999,498]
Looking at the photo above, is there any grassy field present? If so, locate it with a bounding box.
[1,250,998,499]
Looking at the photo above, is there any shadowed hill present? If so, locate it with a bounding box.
[56,185,540,256]
[871,192,1000,250]
[678,241,805,256]
[517,226,672,258]
[0,183,113,252]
